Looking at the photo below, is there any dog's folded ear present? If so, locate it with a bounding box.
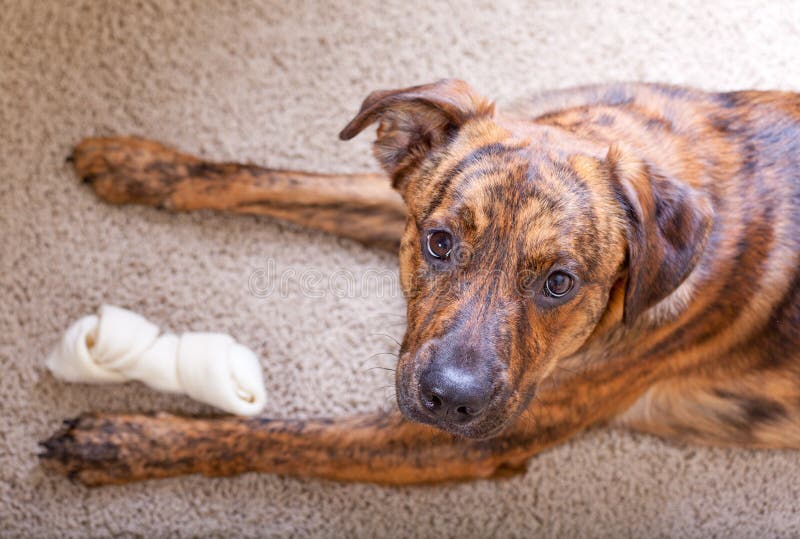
[607,145,714,325]
[339,79,494,189]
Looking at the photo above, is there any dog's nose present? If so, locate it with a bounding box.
[419,366,492,423]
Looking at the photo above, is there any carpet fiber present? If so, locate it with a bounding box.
[2,1,800,537]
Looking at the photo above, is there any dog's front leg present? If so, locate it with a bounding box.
[39,411,548,487]
[70,137,406,251]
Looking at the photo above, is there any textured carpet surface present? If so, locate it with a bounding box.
[2,1,800,537]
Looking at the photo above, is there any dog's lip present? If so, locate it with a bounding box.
[443,414,511,439]
[403,405,512,439]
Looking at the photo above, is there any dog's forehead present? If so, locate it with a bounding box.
[409,136,607,276]
[423,144,596,239]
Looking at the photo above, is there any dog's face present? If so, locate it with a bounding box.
[392,129,629,439]
[341,80,712,439]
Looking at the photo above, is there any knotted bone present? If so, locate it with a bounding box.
[46,305,266,416]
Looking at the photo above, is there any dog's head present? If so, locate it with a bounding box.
[341,80,712,439]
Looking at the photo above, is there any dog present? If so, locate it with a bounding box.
[42,79,800,486]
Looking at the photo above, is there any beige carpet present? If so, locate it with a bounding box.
[2,1,800,537]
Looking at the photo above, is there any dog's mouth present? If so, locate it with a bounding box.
[396,390,514,439]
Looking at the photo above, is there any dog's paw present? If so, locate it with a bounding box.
[38,414,127,486]
[70,137,196,207]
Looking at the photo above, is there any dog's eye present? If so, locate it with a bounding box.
[426,230,453,260]
[544,271,574,298]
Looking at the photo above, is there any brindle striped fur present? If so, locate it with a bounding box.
[41,80,799,486]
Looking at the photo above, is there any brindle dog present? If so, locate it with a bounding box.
[41,80,800,486]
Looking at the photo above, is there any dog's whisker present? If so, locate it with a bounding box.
[369,332,402,347]
[369,351,399,359]
[364,366,397,375]
[357,353,399,372]
[365,366,396,372]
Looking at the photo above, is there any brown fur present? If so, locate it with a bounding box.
[41,80,800,486]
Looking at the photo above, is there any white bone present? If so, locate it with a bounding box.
[46,305,267,416]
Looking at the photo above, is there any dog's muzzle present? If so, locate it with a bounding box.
[396,332,512,438]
